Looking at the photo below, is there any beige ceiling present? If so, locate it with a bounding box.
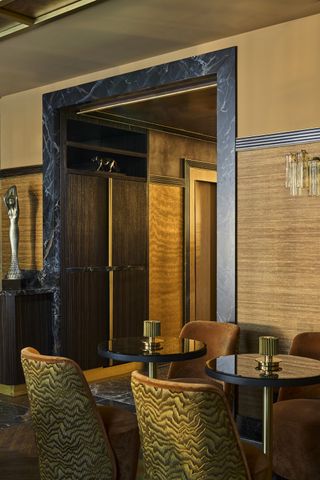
[1,0,320,97]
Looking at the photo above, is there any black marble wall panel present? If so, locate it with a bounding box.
[42,47,236,352]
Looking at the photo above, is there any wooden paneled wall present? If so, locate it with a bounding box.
[238,141,320,417]
[1,174,43,274]
[148,130,217,337]
[149,130,216,177]
[149,184,184,337]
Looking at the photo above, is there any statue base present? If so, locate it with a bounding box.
[2,278,25,290]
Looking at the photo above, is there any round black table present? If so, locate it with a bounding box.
[206,353,320,479]
[98,336,207,378]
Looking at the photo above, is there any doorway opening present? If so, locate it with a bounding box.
[42,47,236,361]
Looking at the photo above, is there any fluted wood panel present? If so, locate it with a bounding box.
[65,173,107,268]
[149,130,216,178]
[0,292,52,384]
[112,179,147,266]
[64,271,108,369]
[1,174,43,273]
[238,141,320,418]
[113,270,146,337]
[149,184,183,337]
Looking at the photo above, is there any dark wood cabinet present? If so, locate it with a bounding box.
[63,272,108,369]
[65,173,108,268]
[111,178,147,339]
[0,291,53,385]
[60,115,148,369]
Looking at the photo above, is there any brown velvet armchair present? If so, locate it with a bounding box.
[168,321,239,380]
[167,320,239,396]
[21,347,140,480]
[132,370,270,480]
[273,332,320,480]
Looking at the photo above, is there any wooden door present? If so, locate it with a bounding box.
[110,178,147,338]
[188,167,217,322]
[63,173,108,369]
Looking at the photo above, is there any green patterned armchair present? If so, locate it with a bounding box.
[21,347,139,480]
[131,371,270,480]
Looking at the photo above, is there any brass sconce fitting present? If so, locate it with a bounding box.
[285,149,320,196]
[256,336,281,374]
[142,320,163,351]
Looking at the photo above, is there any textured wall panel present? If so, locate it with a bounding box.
[1,173,43,274]
[149,130,216,178]
[238,141,320,418]
[149,184,183,337]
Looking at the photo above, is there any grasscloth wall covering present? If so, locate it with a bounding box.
[1,173,43,274]
[238,141,320,417]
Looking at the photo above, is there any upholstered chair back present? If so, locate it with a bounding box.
[21,347,116,480]
[167,320,239,380]
[131,371,251,480]
[273,333,320,479]
[278,332,320,401]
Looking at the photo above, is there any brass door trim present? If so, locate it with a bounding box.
[184,159,217,323]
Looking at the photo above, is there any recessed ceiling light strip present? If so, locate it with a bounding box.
[0,0,99,40]
[0,8,34,25]
[79,82,217,114]
[0,23,27,38]
[33,0,98,25]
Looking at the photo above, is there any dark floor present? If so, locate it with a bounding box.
[0,372,136,432]
[0,366,285,480]
[0,369,142,480]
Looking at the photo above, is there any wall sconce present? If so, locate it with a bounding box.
[285,149,320,196]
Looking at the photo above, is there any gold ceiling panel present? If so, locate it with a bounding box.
[0,0,102,39]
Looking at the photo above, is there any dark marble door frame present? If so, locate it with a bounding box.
[42,47,236,351]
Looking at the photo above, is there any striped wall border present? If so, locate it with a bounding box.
[236,128,320,151]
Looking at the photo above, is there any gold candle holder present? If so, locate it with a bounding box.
[256,336,281,374]
[142,320,163,351]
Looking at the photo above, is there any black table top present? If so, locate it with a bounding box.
[98,336,206,363]
[206,353,320,388]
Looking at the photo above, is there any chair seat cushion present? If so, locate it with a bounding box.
[98,406,140,480]
[241,441,270,480]
[273,398,320,480]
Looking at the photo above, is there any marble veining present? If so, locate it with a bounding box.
[42,47,236,353]
[0,287,55,297]
[66,265,145,273]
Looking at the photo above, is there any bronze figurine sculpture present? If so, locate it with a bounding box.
[91,155,120,173]
[3,185,23,280]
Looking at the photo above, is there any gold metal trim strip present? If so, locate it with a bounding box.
[108,177,113,340]
[0,0,99,39]
[0,8,34,25]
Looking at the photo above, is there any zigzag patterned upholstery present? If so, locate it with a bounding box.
[21,347,139,480]
[131,371,270,480]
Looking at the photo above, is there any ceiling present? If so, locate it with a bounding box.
[0,0,101,37]
[1,0,320,97]
[80,85,217,140]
